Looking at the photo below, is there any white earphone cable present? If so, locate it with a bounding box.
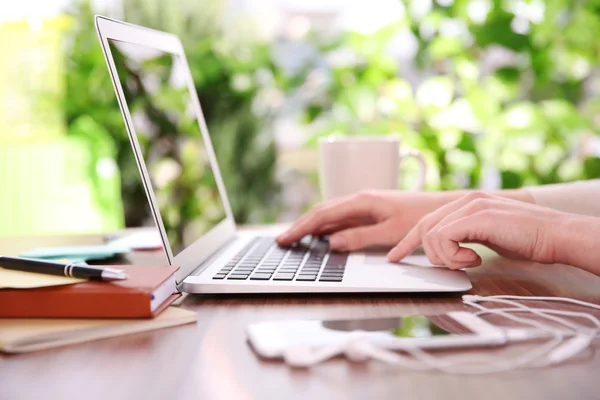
[281,295,600,374]
[469,295,600,311]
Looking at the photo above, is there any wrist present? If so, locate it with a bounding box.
[554,215,600,274]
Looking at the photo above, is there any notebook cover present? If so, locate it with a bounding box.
[0,265,180,319]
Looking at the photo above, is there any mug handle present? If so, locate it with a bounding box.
[399,150,427,191]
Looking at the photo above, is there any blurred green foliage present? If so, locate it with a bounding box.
[62,0,600,230]
[291,0,600,190]
[63,0,282,227]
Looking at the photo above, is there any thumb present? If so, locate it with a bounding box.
[329,223,397,251]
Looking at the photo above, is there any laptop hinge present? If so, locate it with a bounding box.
[176,235,238,291]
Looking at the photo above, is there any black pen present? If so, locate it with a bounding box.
[0,256,127,281]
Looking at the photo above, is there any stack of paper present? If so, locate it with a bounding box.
[0,307,197,353]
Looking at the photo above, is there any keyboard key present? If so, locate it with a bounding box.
[296,275,317,281]
[250,273,272,280]
[320,273,344,278]
[227,275,249,280]
[319,276,343,282]
[326,254,348,266]
[229,270,250,275]
[301,271,321,276]
[321,269,344,274]
[213,274,227,279]
[273,273,296,280]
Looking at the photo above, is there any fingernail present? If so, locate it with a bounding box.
[329,235,347,250]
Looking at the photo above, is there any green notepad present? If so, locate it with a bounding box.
[20,244,130,262]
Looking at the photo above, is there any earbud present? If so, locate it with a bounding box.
[343,339,372,363]
[346,339,408,364]
[283,336,379,367]
[462,294,482,303]
[547,334,593,364]
[283,342,346,368]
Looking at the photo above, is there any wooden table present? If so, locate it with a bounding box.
[1,230,600,400]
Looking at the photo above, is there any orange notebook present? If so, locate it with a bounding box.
[0,265,180,319]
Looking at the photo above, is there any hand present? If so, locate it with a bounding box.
[386,192,569,269]
[276,191,451,251]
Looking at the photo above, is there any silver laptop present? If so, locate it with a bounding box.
[95,16,471,294]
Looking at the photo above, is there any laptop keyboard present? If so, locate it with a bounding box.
[212,237,348,282]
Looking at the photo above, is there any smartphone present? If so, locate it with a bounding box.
[246,312,507,358]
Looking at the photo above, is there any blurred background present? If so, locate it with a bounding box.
[2,0,600,238]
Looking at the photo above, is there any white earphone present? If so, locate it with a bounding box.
[281,294,600,374]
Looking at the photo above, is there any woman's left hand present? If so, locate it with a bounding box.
[386,192,567,270]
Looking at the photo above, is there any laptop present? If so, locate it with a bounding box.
[95,16,471,294]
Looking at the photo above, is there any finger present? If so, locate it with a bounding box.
[427,230,449,266]
[432,197,510,235]
[436,213,496,269]
[421,232,445,265]
[276,198,346,244]
[386,222,422,262]
[427,198,516,267]
[437,234,481,269]
[427,217,484,268]
[387,192,503,262]
[313,218,375,236]
[277,193,380,245]
[329,221,399,251]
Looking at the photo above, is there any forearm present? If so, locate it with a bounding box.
[435,180,600,216]
[526,180,600,217]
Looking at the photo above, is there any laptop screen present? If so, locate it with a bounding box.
[107,39,227,256]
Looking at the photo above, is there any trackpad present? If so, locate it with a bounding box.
[364,248,437,268]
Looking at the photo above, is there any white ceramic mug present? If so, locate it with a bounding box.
[318,135,427,200]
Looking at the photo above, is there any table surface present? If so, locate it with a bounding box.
[1,229,600,400]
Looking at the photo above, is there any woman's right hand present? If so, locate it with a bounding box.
[276,190,455,251]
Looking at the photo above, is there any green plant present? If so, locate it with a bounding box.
[289,0,600,191]
[63,0,282,227]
